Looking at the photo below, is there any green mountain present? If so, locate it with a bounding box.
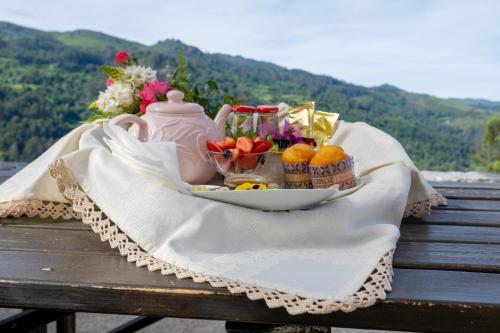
[448,98,500,111]
[0,21,498,170]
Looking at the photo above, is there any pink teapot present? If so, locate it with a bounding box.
[110,89,232,184]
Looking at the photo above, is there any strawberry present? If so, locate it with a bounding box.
[223,137,236,149]
[228,148,240,161]
[239,154,258,169]
[252,141,273,153]
[236,136,253,153]
[206,140,223,152]
[254,135,263,143]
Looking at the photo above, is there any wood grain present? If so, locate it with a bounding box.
[430,181,500,190]
[2,225,500,275]
[394,241,500,273]
[437,188,500,200]
[405,209,500,227]
[1,265,500,333]
[436,199,500,211]
[400,224,500,244]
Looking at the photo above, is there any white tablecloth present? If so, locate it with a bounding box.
[0,121,446,314]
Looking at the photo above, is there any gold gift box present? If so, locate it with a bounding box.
[288,102,339,147]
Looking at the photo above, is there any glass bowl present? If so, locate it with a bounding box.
[208,150,271,177]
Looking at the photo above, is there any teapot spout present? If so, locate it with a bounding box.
[213,104,232,139]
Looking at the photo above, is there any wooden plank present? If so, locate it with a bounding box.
[7,221,500,250]
[431,181,500,190]
[6,210,499,234]
[436,199,500,211]
[437,188,500,200]
[0,218,89,231]
[1,261,500,333]
[0,250,221,292]
[400,224,500,244]
[0,226,117,256]
[394,241,500,273]
[405,210,500,227]
[3,225,500,273]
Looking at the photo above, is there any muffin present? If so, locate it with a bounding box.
[282,144,316,189]
[309,145,355,190]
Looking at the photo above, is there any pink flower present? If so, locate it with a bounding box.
[139,88,157,104]
[148,81,171,95]
[139,102,149,113]
[138,81,172,113]
[114,51,129,65]
[106,78,114,86]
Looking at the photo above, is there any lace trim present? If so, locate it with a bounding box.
[0,199,79,219]
[404,192,448,218]
[48,158,395,315]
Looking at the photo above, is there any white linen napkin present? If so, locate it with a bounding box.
[102,124,190,194]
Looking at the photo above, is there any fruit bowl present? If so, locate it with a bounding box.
[206,136,273,177]
[208,149,271,176]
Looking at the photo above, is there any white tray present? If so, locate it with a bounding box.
[193,178,364,211]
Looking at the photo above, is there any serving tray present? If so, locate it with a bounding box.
[192,178,364,211]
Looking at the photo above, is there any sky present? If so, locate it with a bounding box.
[1,0,499,100]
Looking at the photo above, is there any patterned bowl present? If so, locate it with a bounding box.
[282,162,311,189]
[309,156,355,190]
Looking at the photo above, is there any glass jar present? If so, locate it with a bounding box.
[256,105,279,141]
[230,105,255,137]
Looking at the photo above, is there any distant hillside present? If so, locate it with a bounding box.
[448,98,500,111]
[0,21,498,170]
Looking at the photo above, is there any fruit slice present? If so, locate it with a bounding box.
[228,148,240,162]
[223,137,236,149]
[207,140,224,152]
[239,154,258,170]
[252,141,273,153]
[254,135,263,143]
[236,136,253,153]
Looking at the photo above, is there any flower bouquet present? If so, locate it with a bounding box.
[87,51,239,121]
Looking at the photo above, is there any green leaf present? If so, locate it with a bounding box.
[82,112,116,123]
[88,101,99,111]
[206,80,218,91]
[99,66,124,80]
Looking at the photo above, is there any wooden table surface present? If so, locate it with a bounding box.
[1,166,500,333]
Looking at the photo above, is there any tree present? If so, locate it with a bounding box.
[474,115,500,172]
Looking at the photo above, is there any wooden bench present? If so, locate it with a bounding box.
[1,167,500,332]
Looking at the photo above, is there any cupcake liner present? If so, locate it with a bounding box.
[309,156,355,190]
[282,162,311,189]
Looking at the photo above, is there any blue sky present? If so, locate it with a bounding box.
[1,0,499,100]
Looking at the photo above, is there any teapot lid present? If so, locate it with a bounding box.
[146,90,204,114]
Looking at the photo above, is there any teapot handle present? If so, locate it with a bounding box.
[196,132,211,163]
[109,114,149,141]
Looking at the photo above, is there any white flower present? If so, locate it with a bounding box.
[122,65,157,89]
[96,82,135,113]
